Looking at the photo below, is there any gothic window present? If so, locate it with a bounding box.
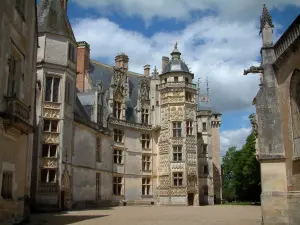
[141,134,150,149]
[1,171,13,199]
[7,42,24,98]
[186,121,193,135]
[173,146,182,161]
[142,178,151,195]
[202,144,208,154]
[42,144,57,157]
[202,122,207,132]
[141,108,149,124]
[113,149,123,164]
[142,155,151,171]
[96,173,101,199]
[45,76,60,102]
[173,122,182,137]
[290,71,300,160]
[173,172,183,186]
[43,120,59,132]
[113,129,123,143]
[68,43,76,62]
[113,101,122,119]
[40,169,56,183]
[64,80,73,105]
[96,137,101,162]
[185,92,192,101]
[113,176,123,195]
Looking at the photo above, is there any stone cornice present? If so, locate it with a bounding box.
[258,154,285,162]
[110,118,160,131]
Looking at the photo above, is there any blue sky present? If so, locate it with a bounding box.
[52,0,300,155]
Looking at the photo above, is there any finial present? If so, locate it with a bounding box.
[260,4,274,33]
[174,41,178,49]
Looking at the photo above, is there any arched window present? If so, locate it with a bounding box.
[290,69,300,160]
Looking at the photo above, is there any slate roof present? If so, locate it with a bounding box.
[163,44,190,74]
[78,60,145,124]
[37,0,76,41]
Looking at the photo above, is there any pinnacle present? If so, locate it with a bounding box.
[260,4,274,33]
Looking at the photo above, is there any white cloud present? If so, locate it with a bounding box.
[72,0,300,23]
[220,127,252,157]
[73,16,263,113]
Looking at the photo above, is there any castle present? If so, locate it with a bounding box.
[30,0,222,210]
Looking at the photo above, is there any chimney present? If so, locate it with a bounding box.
[77,41,90,92]
[115,53,129,71]
[162,56,169,73]
[60,0,68,12]
[144,65,150,76]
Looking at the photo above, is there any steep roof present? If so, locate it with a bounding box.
[82,60,145,123]
[37,0,76,41]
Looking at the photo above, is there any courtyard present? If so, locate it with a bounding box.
[28,205,261,225]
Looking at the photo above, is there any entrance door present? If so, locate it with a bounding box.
[188,193,194,206]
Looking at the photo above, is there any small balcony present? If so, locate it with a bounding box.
[0,97,32,134]
[158,81,197,90]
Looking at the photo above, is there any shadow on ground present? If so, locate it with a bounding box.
[27,213,108,225]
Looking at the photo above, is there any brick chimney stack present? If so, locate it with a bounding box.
[77,41,90,92]
[162,56,169,73]
[144,65,150,76]
[115,53,129,71]
[60,0,68,12]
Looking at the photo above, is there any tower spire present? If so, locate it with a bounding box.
[260,4,274,33]
[171,41,181,59]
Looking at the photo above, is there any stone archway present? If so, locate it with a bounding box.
[61,166,72,210]
[290,69,300,165]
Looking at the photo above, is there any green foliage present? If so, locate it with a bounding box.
[222,115,261,202]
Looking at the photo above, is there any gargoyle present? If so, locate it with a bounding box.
[243,66,264,75]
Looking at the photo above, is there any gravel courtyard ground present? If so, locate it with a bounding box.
[28,205,261,225]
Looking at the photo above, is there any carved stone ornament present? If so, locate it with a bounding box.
[113,67,127,86]
[140,77,150,101]
[243,66,264,76]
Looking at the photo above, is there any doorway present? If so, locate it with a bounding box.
[188,193,194,206]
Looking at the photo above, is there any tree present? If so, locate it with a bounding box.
[222,114,261,202]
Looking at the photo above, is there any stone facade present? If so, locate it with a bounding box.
[30,0,222,210]
[0,0,38,222]
[244,5,300,225]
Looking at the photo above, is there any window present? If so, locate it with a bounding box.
[174,77,178,82]
[141,134,150,149]
[43,120,59,132]
[7,43,25,98]
[42,144,57,157]
[96,173,101,199]
[1,172,13,199]
[113,149,123,164]
[142,155,151,171]
[113,101,122,119]
[186,121,193,135]
[173,172,183,186]
[173,146,182,161]
[68,44,76,62]
[185,77,189,83]
[45,76,60,102]
[113,129,123,143]
[65,80,72,105]
[97,104,103,124]
[202,144,208,154]
[96,137,101,162]
[186,92,192,101]
[164,78,167,83]
[202,122,207,132]
[141,108,149,124]
[156,101,159,106]
[142,178,151,195]
[113,177,122,195]
[156,85,159,90]
[172,122,182,137]
[16,0,25,17]
[41,169,56,183]
[203,165,209,174]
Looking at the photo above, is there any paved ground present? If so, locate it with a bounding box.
[28,205,261,225]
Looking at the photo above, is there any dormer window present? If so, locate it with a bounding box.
[113,101,122,119]
[68,43,76,62]
[174,77,178,82]
[141,108,149,124]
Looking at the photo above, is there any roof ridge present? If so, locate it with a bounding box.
[90,59,145,77]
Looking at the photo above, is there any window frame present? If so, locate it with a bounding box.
[96,173,101,199]
[42,144,58,158]
[40,169,57,183]
[172,121,182,137]
[43,119,59,133]
[113,129,123,143]
[173,172,183,187]
[173,146,183,162]
[202,122,207,132]
[96,137,101,162]
[113,176,123,196]
[68,43,76,62]
[1,171,13,200]
[141,108,149,124]
[186,121,193,135]
[142,177,151,196]
[113,149,123,164]
[113,101,122,119]
[45,76,60,103]
[141,134,150,149]
[142,155,151,171]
